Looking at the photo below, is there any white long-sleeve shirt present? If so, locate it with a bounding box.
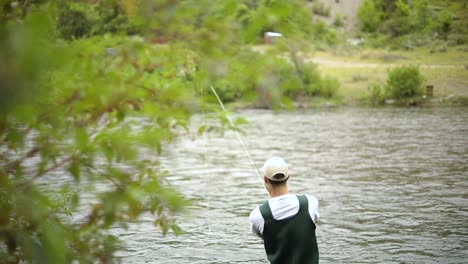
[249,194,320,237]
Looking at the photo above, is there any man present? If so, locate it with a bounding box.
[249,157,319,264]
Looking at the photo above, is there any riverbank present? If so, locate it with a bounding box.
[250,45,468,108]
[313,47,468,106]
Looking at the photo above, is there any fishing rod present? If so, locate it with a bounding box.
[209,85,268,194]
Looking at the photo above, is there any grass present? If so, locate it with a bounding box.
[319,66,468,102]
[250,44,467,105]
[313,45,468,65]
[311,46,468,104]
[446,0,468,18]
[422,68,468,97]
[318,67,386,102]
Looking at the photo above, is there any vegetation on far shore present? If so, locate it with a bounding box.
[312,46,467,107]
[247,43,467,108]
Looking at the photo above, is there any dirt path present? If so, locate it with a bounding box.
[253,47,466,69]
[307,57,466,69]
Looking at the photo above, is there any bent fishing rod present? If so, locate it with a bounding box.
[209,85,268,194]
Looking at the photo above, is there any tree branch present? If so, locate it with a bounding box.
[3,147,39,175]
[89,166,124,191]
[33,156,73,179]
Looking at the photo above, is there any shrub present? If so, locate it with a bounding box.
[379,0,412,37]
[282,63,340,99]
[447,20,468,45]
[57,6,91,39]
[318,76,340,98]
[300,63,323,97]
[384,65,425,99]
[368,83,385,105]
[312,2,331,17]
[433,10,453,39]
[333,13,344,27]
[380,16,412,37]
[89,0,146,35]
[276,61,304,99]
[311,21,341,46]
[357,0,382,32]
[201,46,341,107]
[411,0,431,31]
[351,74,368,82]
[209,49,260,103]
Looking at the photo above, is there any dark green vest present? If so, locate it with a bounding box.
[259,195,319,264]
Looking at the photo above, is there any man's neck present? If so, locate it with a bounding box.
[269,186,289,198]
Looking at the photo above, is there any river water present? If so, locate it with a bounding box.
[116,107,468,263]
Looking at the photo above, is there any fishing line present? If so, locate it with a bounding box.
[200,83,214,236]
[209,85,267,194]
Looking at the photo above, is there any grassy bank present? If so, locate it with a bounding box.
[311,46,468,105]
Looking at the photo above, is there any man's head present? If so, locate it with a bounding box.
[261,157,289,187]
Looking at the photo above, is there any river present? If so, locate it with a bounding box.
[115,107,468,263]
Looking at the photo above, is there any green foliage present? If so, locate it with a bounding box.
[57,4,92,39]
[384,65,425,99]
[242,0,314,43]
[279,56,340,100]
[432,10,454,39]
[199,36,342,107]
[312,2,330,17]
[429,40,448,53]
[0,6,65,115]
[1,21,195,261]
[310,20,341,46]
[205,48,261,103]
[381,0,411,37]
[206,38,341,107]
[333,13,344,28]
[56,0,145,39]
[357,0,383,32]
[395,0,410,17]
[367,66,425,105]
[358,0,467,48]
[1,3,195,262]
[368,83,386,105]
[411,0,431,30]
[319,76,341,98]
[447,19,468,45]
[1,0,339,262]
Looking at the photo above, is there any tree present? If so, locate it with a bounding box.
[1,4,193,263]
[1,0,327,262]
[386,0,412,36]
[411,0,431,31]
[357,0,383,33]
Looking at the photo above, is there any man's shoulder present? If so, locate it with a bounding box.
[304,194,319,203]
[249,206,262,221]
[303,194,320,222]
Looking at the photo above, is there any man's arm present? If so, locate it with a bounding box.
[250,223,263,239]
[249,207,264,239]
[305,194,320,223]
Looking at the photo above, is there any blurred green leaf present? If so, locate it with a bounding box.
[0,0,336,262]
[234,117,249,126]
[68,158,81,181]
[197,125,207,135]
[75,128,88,151]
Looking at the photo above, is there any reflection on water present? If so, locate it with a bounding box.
[118,107,468,263]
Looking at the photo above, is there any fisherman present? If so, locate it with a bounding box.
[249,157,320,264]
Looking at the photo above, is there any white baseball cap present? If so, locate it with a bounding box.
[260,157,289,181]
